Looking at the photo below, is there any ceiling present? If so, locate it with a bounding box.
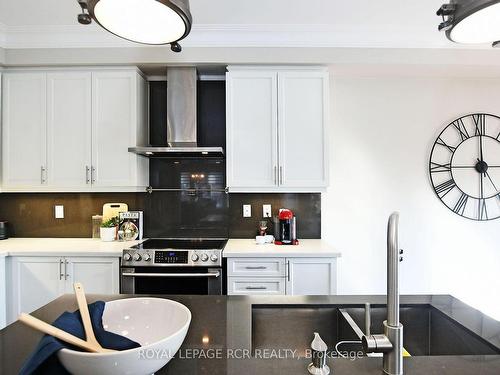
[0,0,488,50]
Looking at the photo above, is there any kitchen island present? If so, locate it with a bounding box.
[1,294,499,374]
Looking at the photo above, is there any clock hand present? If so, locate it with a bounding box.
[451,165,500,168]
[485,171,499,193]
[480,133,484,162]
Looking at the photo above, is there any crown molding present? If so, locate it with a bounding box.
[0,23,490,50]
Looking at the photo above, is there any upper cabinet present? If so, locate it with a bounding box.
[1,68,148,192]
[91,71,148,189]
[2,73,47,188]
[47,72,92,188]
[226,66,329,192]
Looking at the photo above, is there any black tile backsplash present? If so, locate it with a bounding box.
[149,158,226,190]
[149,80,226,148]
[229,193,321,239]
[149,81,168,146]
[146,157,228,238]
[144,191,229,239]
[197,81,226,149]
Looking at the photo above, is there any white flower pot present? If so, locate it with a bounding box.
[100,227,117,242]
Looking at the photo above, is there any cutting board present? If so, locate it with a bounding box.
[102,203,128,222]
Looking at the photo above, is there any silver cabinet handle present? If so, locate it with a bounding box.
[274,166,277,185]
[279,166,283,185]
[121,271,220,278]
[91,166,96,184]
[59,259,64,280]
[85,166,90,184]
[65,260,69,280]
[245,286,267,290]
[245,266,267,270]
[41,166,46,184]
[287,261,290,282]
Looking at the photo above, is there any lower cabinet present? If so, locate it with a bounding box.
[0,256,6,329]
[227,257,337,296]
[286,258,337,296]
[6,256,119,324]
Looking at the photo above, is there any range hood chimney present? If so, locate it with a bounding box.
[129,67,224,158]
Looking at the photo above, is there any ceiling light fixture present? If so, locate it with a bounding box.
[437,0,500,46]
[76,0,192,52]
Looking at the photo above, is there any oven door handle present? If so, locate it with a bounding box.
[121,271,220,278]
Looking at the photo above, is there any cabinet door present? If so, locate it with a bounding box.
[65,257,119,294]
[47,72,92,188]
[7,257,64,323]
[91,71,138,187]
[278,71,329,188]
[0,256,6,329]
[226,71,278,189]
[286,258,337,296]
[2,73,47,188]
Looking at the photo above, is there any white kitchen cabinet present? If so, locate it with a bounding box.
[286,257,337,296]
[227,257,285,277]
[91,71,148,189]
[278,71,329,188]
[6,256,119,324]
[65,257,119,295]
[2,72,47,188]
[1,68,148,192]
[226,66,329,192]
[47,72,92,188]
[0,256,6,329]
[228,277,285,295]
[7,256,65,324]
[226,256,337,296]
[226,70,278,188]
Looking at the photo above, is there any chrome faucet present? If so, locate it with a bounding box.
[362,212,404,375]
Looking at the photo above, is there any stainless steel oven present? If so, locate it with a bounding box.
[120,238,226,295]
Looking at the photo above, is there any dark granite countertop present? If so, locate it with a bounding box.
[1,294,500,374]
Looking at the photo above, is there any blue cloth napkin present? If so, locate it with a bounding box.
[20,301,141,375]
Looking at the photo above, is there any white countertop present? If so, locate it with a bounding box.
[0,238,142,257]
[0,238,341,259]
[223,239,341,258]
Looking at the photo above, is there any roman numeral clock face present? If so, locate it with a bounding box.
[430,114,500,221]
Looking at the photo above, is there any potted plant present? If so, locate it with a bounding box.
[100,217,118,242]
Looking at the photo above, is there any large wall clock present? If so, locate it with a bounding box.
[429,113,500,221]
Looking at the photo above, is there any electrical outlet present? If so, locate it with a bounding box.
[54,205,64,219]
[263,204,272,218]
[243,204,252,218]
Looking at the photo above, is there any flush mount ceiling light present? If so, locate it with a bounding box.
[437,0,500,46]
[76,0,192,52]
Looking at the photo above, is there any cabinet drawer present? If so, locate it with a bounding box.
[228,277,285,295]
[227,258,285,277]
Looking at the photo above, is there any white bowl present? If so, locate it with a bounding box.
[58,297,191,375]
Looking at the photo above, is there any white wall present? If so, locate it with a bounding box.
[322,71,500,320]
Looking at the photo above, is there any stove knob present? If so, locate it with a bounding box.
[133,253,142,261]
[123,253,132,261]
[201,254,209,262]
[143,253,151,262]
[191,254,199,262]
[210,254,218,262]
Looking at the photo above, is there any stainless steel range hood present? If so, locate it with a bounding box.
[129,67,224,158]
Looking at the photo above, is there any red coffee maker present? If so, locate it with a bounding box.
[275,208,298,245]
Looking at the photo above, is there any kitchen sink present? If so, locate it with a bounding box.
[251,305,500,357]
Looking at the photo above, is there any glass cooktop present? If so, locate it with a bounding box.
[131,238,227,250]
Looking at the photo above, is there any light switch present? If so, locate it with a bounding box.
[263,204,272,218]
[243,204,252,218]
[55,205,64,219]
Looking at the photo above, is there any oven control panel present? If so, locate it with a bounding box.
[155,251,188,264]
[121,249,222,267]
